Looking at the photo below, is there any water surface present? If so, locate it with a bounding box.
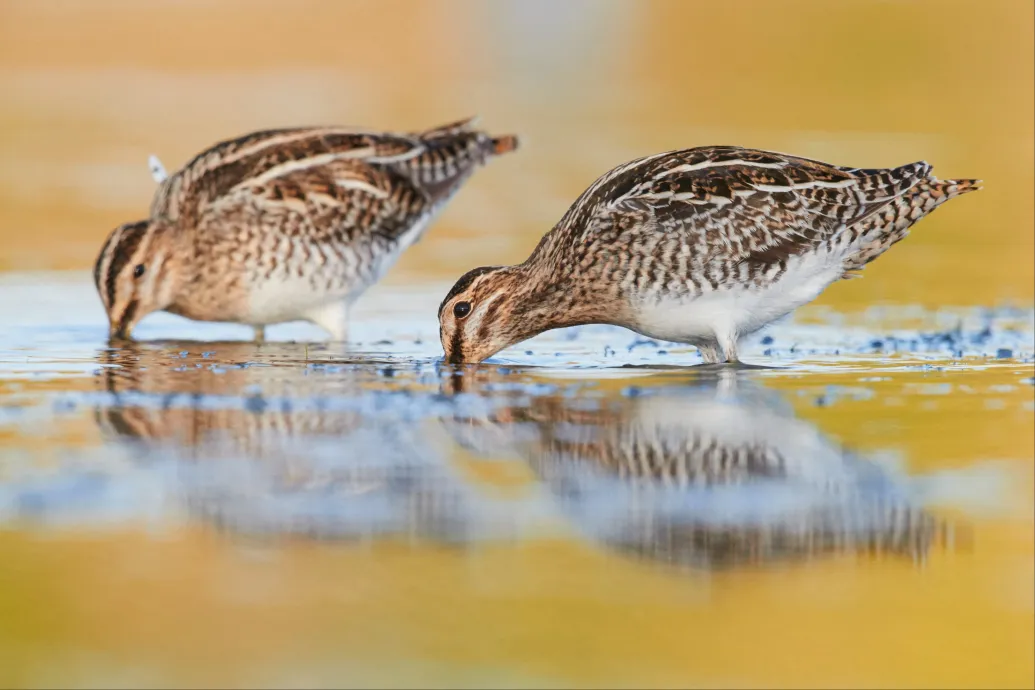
[1,1,1033,687]
[1,274,1032,688]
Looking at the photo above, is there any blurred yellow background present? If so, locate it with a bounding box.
[0,0,1031,308]
[0,3,1032,688]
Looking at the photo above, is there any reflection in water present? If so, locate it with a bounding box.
[95,342,365,456]
[72,347,960,568]
[443,369,953,570]
[92,343,496,543]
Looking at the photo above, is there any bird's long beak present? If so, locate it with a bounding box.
[441,327,462,365]
[109,322,131,341]
[109,301,139,341]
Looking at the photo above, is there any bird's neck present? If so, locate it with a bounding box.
[509,259,625,336]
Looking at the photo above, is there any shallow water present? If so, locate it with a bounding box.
[1,273,1033,688]
[2,1,1034,687]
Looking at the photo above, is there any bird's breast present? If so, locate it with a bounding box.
[628,250,844,342]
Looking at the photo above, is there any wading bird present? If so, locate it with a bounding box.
[439,146,978,364]
[95,117,519,341]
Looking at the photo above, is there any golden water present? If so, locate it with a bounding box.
[0,2,1032,688]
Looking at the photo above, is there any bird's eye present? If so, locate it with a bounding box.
[453,301,472,319]
[133,264,146,279]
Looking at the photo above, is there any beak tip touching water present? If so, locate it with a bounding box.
[444,347,482,366]
[442,340,465,365]
[108,322,132,342]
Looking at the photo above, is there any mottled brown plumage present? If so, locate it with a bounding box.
[439,146,980,363]
[94,116,519,341]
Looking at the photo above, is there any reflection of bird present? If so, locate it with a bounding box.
[440,371,951,570]
[93,342,366,457]
[91,344,493,544]
[93,117,519,341]
[438,146,979,363]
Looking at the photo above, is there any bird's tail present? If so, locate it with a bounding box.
[397,117,521,200]
[417,116,520,157]
[488,133,520,156]
[938,177,984,198]
[841,176,982,277]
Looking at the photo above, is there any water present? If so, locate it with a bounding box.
[2,1,1034,687]
[0,273,1031,688]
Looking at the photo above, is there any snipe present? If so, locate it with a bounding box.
[439,146,979,363]
[95,117,519,341]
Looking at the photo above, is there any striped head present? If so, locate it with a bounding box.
[93,220,180,340]
[438,265,548,364]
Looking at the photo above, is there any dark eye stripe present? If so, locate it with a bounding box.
[476,297,506,342]
[104,221,150,308]
[117,299,140,337]
[449,323,464,364]
[480,296,504,323]
[438,265,500,319]
[93,230,117,297]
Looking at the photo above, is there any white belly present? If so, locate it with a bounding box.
[243,277,349,326]
[241,210,440,327]
[631,251,844,344]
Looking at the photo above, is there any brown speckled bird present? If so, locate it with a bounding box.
[438,146,980,363]
[94,117,519,341]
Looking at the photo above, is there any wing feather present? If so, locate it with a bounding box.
[562,146,931,268]
[150,127,423,224]
[152,120,516,248]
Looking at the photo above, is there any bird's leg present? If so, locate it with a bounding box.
[253,326,266,343]
[718,331,740,364]
[698,343,722,364]
[306,301,350,342]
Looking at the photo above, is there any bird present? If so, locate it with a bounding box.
[438,146,980,364]
[94,116,520,342]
